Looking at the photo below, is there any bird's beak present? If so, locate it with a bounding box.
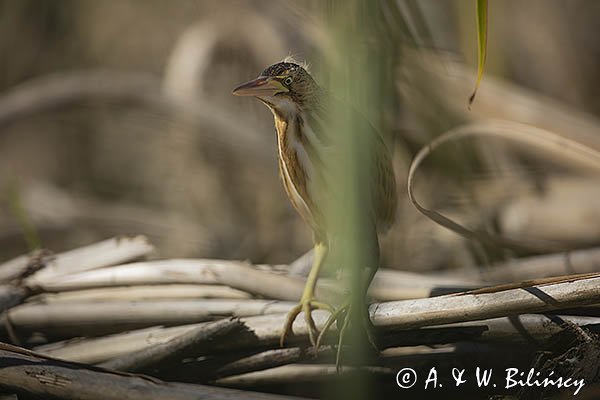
[232,76,287,97]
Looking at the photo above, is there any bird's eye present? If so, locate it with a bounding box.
[283,76,293,86]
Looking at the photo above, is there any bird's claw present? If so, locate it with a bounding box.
[280,297,334,348]
[316,300,377,372]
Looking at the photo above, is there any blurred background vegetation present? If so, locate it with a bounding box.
[1,0,600,273]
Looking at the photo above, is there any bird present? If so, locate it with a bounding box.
[232,59,397,360]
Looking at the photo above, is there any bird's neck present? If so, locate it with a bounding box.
[260,95,326,170]
[261,96,302,121]
[259,97,301,149]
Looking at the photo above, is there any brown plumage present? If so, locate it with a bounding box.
[233,60,396,352]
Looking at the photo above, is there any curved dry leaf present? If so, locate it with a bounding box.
[407,119,600,252]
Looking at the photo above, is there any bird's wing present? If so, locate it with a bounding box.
[303,95,397,233]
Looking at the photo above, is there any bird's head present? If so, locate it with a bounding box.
[232,61,319,111]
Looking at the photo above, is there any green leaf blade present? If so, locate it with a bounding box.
[469,0,488,107]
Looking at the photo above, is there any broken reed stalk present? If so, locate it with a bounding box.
[210,347,325,381]
[99,318,244,373]
[160,345,338,383]
[0,343,306,400]
[0,236,154,285]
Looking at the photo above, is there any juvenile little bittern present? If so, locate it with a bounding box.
[233,61,396,356]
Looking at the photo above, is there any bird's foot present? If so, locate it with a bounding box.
[280,296,334,348]
[316,299,377,372]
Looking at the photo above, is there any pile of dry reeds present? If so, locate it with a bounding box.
[0,235,599,399]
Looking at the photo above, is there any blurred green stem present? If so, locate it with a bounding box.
[6,179,41,251]
[321,0,396,398]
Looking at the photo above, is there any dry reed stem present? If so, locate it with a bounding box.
[26,284,251,304]
[99,318,244,373]
[0,342,306,400]
[33,275,600,363]
[24,236,154,287]
[2,299,296,336]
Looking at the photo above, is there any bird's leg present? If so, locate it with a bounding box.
[315,267,377,370]
[337,223,380,368]
[280,242,333,347]
[316,224,380,371]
